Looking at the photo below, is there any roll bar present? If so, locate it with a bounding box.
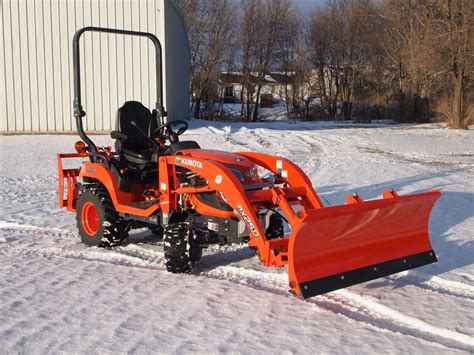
[72,27,165,154]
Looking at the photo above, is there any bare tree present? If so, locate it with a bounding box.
[177,0,236,119]
[419,0,474,128]
[375,0,473,127]
[278,13,322,120]
[376,1,432,123]
[308,9,337,117]
[178,0,472,127]
[238,0,296,121]
[239,0,259,121]
[308,0,372,120]
[277,5,303,115]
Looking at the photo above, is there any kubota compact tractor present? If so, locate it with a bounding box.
[58,27,441,298]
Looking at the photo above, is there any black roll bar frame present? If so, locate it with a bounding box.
[72,27,165,155]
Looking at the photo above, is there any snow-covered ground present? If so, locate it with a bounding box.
[1,121,473,353]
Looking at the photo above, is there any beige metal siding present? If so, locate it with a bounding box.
[0,0,189,133]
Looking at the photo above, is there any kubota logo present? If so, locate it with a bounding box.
[237,205,259,237]
[176,157,202,169]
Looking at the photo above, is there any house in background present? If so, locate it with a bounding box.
[218,69,335,110]
[219,72,294,107]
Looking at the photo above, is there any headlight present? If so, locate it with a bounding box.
[257,165,273,179]
[249,166,258,180]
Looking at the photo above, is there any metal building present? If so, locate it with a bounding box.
[0,0,190,133]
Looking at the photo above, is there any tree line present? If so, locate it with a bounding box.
[176,0,473,129]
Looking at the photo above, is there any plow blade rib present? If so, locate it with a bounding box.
[288,191,441,298]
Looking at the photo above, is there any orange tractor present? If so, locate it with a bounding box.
[58,27,441,298]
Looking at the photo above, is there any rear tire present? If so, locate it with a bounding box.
[76,186,130,247]
[163,223,192,274]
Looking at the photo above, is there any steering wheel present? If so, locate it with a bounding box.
[152,120,188,144]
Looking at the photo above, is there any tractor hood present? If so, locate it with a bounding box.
[178,149,254,169]
[177,149,257,182]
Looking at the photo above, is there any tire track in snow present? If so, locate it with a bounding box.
[246,129,324,182]
[2,222,473,307]
[1,225,473,352]
[77,241,474,351]
[253,129,352,185]
[456,272,474,283]
[329,288,474,349]
[203,265,474,352]
[389,271,474,301]
[0,221,66,234]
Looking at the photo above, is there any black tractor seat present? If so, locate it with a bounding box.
[122,148,159,164]
[112,101,200,165]
[113,101,158,166]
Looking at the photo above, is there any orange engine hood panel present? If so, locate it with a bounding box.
[179,149,254,170]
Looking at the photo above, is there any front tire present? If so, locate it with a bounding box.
[163,223,192,274]
[76,186,130,247]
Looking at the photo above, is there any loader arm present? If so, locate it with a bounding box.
[158,151,346,269]
[235,152,325,210]
[158,155,277,265]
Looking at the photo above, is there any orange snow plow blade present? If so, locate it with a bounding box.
[288,190,441,298]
